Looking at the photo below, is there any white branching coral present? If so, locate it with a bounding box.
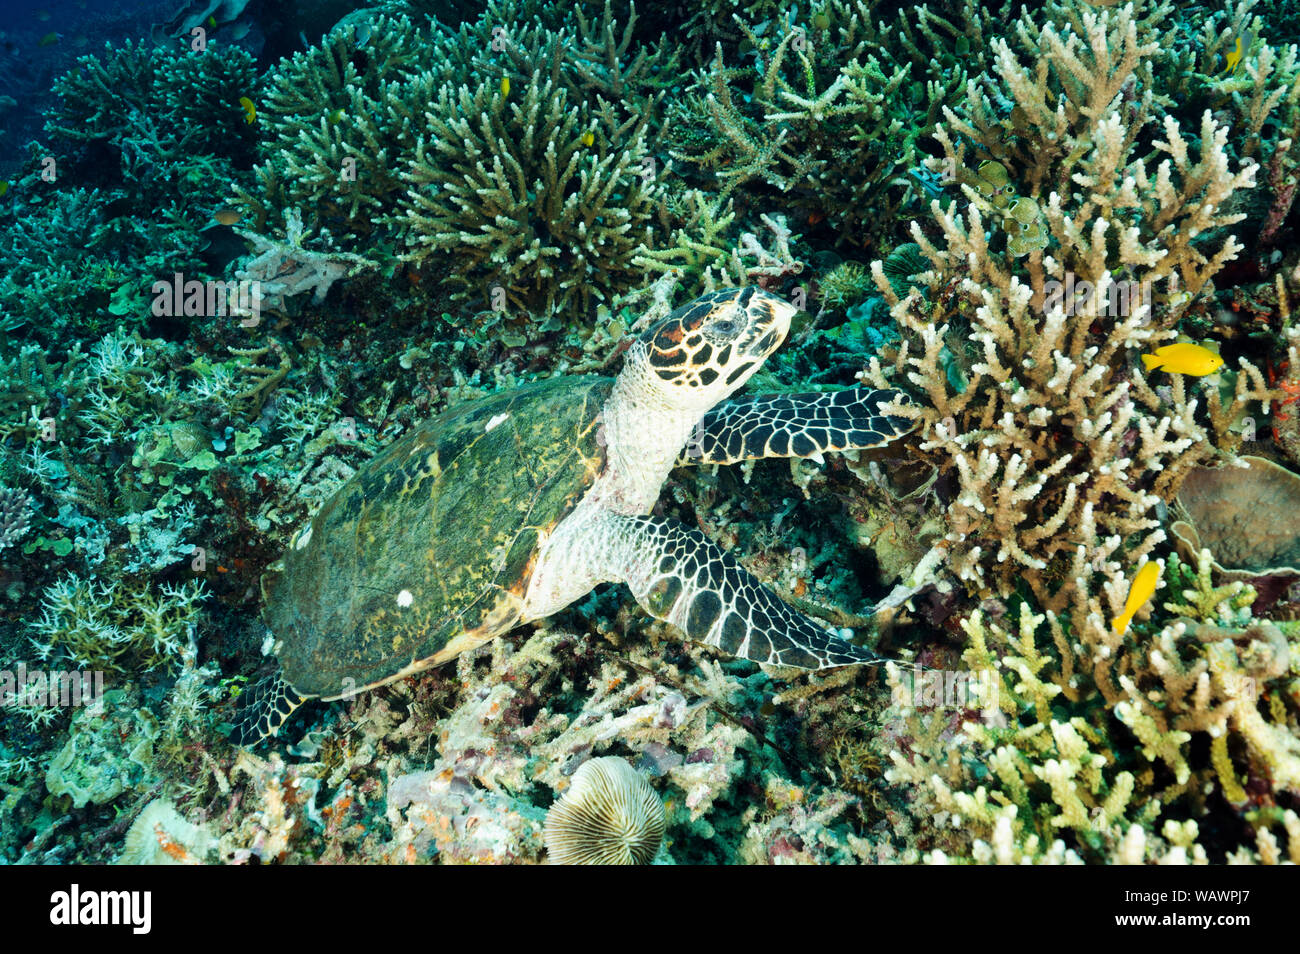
[865,2,1277,608]
[234,208,376,311]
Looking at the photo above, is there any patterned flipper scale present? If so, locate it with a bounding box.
[230,672,307,746]
[620,515,878,669]
[678,387,915,466]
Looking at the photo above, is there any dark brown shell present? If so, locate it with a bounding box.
[263,376,612,698]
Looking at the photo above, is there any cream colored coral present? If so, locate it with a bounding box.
[118,799,215,865]
[544,757,665,865]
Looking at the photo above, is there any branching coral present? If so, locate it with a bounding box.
[667,9,930,246]
[864,3,1277,609]
[886,552,1300,863]
[238,12,425,240]
[398,76,664,315]
[29,574,206,672]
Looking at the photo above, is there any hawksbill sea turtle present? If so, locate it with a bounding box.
[232,287,915,743]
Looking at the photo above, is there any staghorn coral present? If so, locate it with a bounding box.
[46,39,259,177]
[885,557,1300,863]
[633,189,740,293]
[667,7,933,247]
[29,574,206,672]
[864,3,1278,610]
[237,12,426,240]
[398,75,664,316]
[0,39,258,345]
[236,0,681,323]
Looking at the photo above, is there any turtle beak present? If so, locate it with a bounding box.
[745,288,795,358]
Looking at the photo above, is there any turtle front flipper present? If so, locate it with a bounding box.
[677,387,916,466]
[618,515,878,669]
[230,671,308,746]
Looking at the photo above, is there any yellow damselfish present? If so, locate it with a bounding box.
[1140,342,1223,376]
[500,76,510,97]
[580,131,594,147]
[239,96,256,124]
[1224,30,1253,74]
[1113,560,1161,635]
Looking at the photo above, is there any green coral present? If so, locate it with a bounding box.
[239,12,426,241]
[29,574,206,672]
[884,543,1300,864]
[0,40,258,344]
[664,3,965,247]
[632,190,743,294]
[236,0,682,322]
[886,609,1172,863]
[1162,549,1257,624]
[399,76,663,316]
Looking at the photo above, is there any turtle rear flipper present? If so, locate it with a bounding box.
[616,515,879,669]
[230,672,307,746]
[679,387,915,466]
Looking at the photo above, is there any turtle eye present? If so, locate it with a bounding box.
[711,319,738,336]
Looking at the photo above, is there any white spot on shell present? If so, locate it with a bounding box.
[397,589,414,608]
[485,412,509,432]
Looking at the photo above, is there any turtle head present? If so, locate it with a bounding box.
[638,287,794,408]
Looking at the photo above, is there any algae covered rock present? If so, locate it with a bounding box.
[45,690,160,808]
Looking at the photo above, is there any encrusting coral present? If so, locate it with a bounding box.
[1170,455,1300,580]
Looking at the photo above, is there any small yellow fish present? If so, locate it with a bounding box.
[38,31,59,47]
[239,96,256,124]
[208,15,218,28]
[1140,342,1224,376]
[0,182,8,197]
[500,76,510,97]
[212,206,242,226]
[1113,560,1161,635]
[1224,30,1253,74]
[580,131,594,147]
[328,108,344,124]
